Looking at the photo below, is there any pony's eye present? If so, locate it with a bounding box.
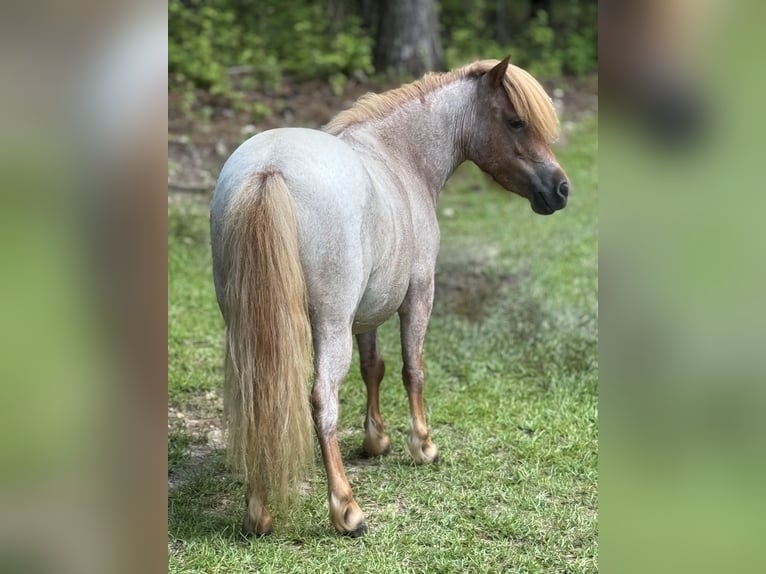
[508,118,526,131]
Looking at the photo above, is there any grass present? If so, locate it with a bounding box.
[168,117,597,573]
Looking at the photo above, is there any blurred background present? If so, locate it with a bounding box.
[599,1,766,572]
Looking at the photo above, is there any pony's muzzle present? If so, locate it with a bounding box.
[530,172,569,215]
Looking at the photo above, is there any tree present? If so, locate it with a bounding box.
[374,0,444,76]
[530,0,552,18]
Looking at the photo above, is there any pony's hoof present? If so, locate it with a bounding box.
[363,432,391,457]
[330,496,366,537]
[408,436,439,464]
[345,522,368,538]
[241,507,273,537]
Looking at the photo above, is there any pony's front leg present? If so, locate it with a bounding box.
[399,287,440,464]
[311,327,367,537]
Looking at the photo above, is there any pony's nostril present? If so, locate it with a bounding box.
[556,180,570,199]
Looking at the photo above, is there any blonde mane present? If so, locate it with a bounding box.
[324,59,560,142]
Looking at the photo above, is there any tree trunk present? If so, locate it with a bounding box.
[530,0,552,18]
[358,0,374,33]
[495,0,508,44]
[374,0,444,76]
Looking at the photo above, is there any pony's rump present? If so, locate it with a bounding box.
[221,171,314,508]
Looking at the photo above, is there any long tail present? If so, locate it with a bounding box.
[221,170,314,508]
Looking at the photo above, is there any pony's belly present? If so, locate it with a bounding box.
[352,284,408,334]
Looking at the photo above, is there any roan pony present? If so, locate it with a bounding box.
[210,57,569,537]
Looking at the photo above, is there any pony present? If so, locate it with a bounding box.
[210,57,569,537]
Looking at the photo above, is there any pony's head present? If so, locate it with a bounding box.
[468,58,569,215]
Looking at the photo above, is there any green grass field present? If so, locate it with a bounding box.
[168,117,597,573]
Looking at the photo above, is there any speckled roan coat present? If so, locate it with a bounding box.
[210,58,569,537]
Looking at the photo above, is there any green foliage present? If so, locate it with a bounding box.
[514,10,562,78]
[168,0,253,95]
[563,29,597,77]
[442,0,597,80]
[282,5,372,79]
[169,0,371,101]
[169,0,597,106]
[560,3,598,77]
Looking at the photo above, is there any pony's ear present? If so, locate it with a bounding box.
[488,56,511,89]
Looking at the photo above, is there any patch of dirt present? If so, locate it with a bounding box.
[434,244,526,323]
[168,390,225,489]
[434,266,522,323]
[168,390,224,442]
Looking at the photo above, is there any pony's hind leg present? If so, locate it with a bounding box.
[399,286,440,464]
[356,330,391,456]
[312,324,367,536]
[242,483,272,536]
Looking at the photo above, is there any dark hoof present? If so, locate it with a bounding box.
[361,444,391,458]
[345,522,367,538]
[432,453,440,464]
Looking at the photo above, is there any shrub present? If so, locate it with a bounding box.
[169,0,371,103]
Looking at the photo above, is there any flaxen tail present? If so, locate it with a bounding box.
[221,171,314,508]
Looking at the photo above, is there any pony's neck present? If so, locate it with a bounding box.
[341,78,476,202]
